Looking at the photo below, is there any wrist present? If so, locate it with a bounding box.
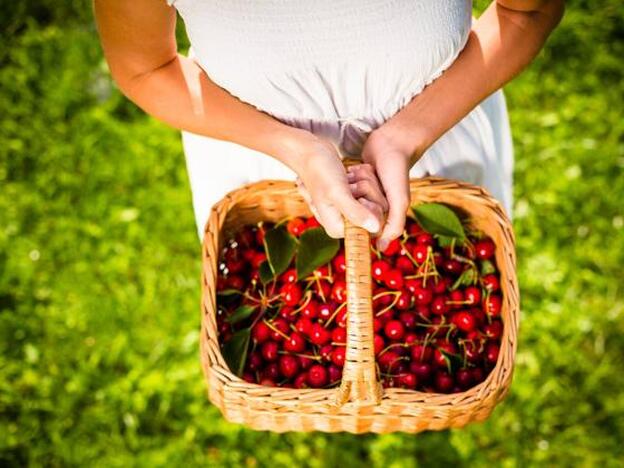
[378,116,433,165]
[269,127,321,174]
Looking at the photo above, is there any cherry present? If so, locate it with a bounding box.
[416,305,431,321]
[484,320,503,339]
[373,317,383,332]
[413,287,433,305]
[471,367,485,384]
[399,373,418,389]
[404,279,420,294]
[485,342,500,365]
[259,377,276,387]
[411,344,433,362]
[434,371,454,393]
[336,308,348,328]
[378,351,402,372]
[448,289,464,309]
[280,283,302,306]
[384,269,404,290]
[299,355,314,370]
[464,286,482,306]
[269,319,289,341]
[433,340,457,368]
[384,320,405,340]
[242,372,255,384]
[382,238,401,256]
[250,252,267,270]
[251,321,271,344]
[294,317,313,336]
[261,341,279,362]
[482,274,500,292]
[294,372,308,389]
[404,332,419,345]
[475,239,496,260]
[396,290,412,310]
[451,311,476,332]
[374,334,385,355]
[483,294,502,316]
[309,323,331,345]
[330,280,347,303]
[399,311,416,329]
[279,355,300,378]
[456,368,473,390]
[317,302,335,322]
[284,332,306,353]
[332,251,347,274]
[279,306,296,322]
[320,344,334,362]
[286,217,306,236]
[332,327,346,344]
[247,351,263,371]
[416,233,434,246]
[328,365,342,383]
[432,276,450,294]
[372,260,391,282]
[279,268,298,284]
[430,295,449,315]
[307,365,329,388]
[410,362,432,382]
[463,340,483,364]
[442,259,463,275]
[412,244,429,264]
[305,217,321,229]
[396,256,415,274]
[300,301,318,321]
[407,221,423,236]
[226,275,245,290]
[331,347,346,367]
[314,280,332,300]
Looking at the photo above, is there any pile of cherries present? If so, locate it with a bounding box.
[216,215,503,393]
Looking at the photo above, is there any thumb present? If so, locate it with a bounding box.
[331,188,382,234]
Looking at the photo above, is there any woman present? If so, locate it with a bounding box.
[94,0,563,248]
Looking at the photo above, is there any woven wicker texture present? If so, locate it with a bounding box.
[200,178,519,433]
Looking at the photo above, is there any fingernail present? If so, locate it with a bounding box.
[363,218,380,233]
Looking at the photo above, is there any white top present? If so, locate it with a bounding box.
[167,0,514,238]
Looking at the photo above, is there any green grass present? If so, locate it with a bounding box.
[1,1,623,466]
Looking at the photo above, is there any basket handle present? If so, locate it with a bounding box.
[335,220,383,406]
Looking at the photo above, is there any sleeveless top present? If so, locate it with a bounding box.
[168,0,472,156]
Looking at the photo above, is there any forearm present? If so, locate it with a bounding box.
[381,0,565,159]
[120,54,311,170]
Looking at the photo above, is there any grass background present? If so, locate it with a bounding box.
[1,1,623,466]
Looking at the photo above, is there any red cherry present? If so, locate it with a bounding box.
[452,311,476,332]
[411,244,429,264]
[279,355,300,378]
[328,364,342,383]
[404,332,419,345]
[279,306,296,322]
[399,312,416,329]
[416,233,434,246]
[225,275,245,290]
[315,280,332,301]
[382,238,401,256]
[259,377,276,387]
[407,221,423,236]
[483,294,502,316]
[284,332,306,353]
[475,239,496,260]
[430,295,449,315]
[384,269,404,290]
[242,372,255,383]
[261,341,279,362]
[317,302,335,322]
[286,217,306,236]
[250,252,267,270]
[464,286,482,305]
[434,371,454,393]
[330,280,347,303]
[307,364,328,387]
[279,268,298,284]
[442,259,463,275]
[384,320,405,340]
[247,351,263,371]
[396,256,415,274]
[372,260,391,282]
[309,323,331,345]
[299,355,313,370]
[374,334,385,355]
[378,351,401,372]
[404,279,420,294]
[463,340,483,363]
[269,318,289,341]
[294,372,308,389]
[332,251,346,274]
[416,305,431,321]
[395,290,412,310]
[432,276,450,294]
[484,320,503,339]
[336,308,348,328]
[294,317,313,336]
[482,274,500,292]
[399,373,418,389]
[332,327,346,344]
[305,216,321,229]
[319,344,334,362]
[448,289,464,309]
[251,321,271,344]
[433,340,457,368]
[331,347,346,367]
[485,342,500,365]
[411,344,433,362]
[280,283,302,306]
[410,362,432,382]
[456,368,474,390]
[413,287,433,305]
[472,367,486,384]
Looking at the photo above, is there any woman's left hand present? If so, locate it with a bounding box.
[361,124,425,251]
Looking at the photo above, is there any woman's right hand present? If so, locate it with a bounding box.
[291,136,386,239]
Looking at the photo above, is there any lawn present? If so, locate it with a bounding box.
[1,1,623,466]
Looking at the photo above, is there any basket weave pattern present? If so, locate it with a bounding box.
[200,178,519,433]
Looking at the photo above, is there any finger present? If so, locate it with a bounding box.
[316,202,345,239]
[357,197,384,236]
[330,187,381,233]
[375,159,410,251]
[349,181,389,213]
[297,180,322,221]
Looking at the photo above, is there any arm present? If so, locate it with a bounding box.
[93,0,383,237]
[364,0,565,250]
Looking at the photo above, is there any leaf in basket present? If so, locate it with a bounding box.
[296,227,340,279]
[480,259,497,276]
[222,328,251,377]
[412,203,466,240]
[262,225,297,279]
[259,261,274,285]
[436,235,456,248]
[226,304,257,324]
[451,267,477,290]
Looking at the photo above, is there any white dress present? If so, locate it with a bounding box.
[168,0,513,239]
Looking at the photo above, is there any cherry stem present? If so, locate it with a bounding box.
[262,319,290,340]
[324,301,347,328]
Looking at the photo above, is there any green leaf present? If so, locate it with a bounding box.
[437,235,456,248]
[222,328,251,377]
[217,289,241,297]
[226,304,257,324]
[296,227,340,278]
[412,203,466,239]
[452,267,477,290]
[259,261,274,285]
[480,259,497,276]
[262,225,297,280]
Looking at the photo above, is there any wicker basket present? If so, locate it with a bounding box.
[200,177,519,433]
